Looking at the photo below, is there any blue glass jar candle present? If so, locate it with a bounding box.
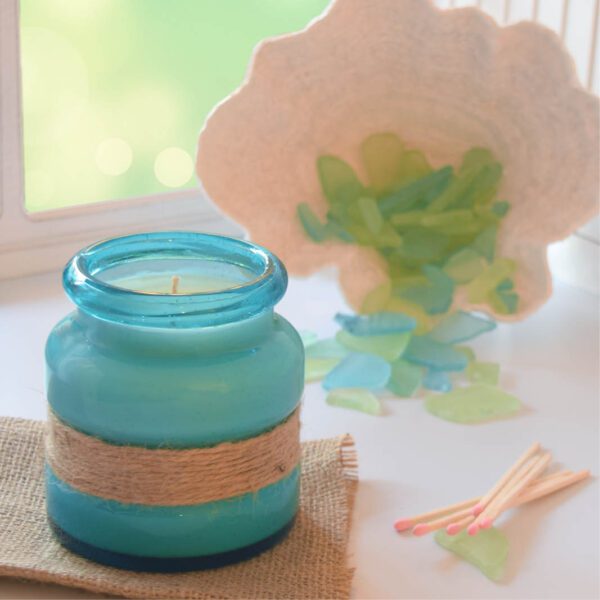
[44,232,304,572]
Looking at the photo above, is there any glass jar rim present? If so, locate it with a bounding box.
[63,232,288,328]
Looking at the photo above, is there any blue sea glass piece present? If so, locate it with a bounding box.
[423,369,452,392]
[334,312,416,336]
[496,278,514,291]
[323,352,391,391]
[498,290,519,313]
[429,311,496,344]
[404,336,468,372]
[297,203,329,242]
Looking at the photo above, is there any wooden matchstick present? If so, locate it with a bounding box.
[471,442,541,516]
[509,469,589,508]
[473,452,552,532]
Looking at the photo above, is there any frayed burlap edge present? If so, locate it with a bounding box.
[0,417,357,599]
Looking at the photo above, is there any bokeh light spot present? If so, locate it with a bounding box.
[96,138,133,176]
[154,147,194,188]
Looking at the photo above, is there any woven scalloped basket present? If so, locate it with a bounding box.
[196,0,598,321]
[0,417,357,600]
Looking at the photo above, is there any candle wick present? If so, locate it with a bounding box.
[171,275,180,295]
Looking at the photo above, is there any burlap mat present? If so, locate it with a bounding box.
[0,417,357,599]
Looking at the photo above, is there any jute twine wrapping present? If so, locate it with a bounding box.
[46,408,301,506]
[0,417,357,599]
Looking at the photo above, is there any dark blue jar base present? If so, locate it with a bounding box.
[49,515,296,573]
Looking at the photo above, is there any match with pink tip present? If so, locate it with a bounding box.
[392,444,589,540]
[393,519,412,532]
[412,524,431,536]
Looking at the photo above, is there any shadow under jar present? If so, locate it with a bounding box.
[44,232,304,572]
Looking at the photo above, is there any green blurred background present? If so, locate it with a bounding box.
[20,0,329,212]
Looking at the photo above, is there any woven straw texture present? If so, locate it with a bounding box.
[0,417,357,599]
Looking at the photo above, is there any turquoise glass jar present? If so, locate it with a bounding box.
[45,232,304,572]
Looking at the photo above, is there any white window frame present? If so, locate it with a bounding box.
[0,0,240,281]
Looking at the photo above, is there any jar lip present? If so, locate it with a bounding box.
[63,232,288,328]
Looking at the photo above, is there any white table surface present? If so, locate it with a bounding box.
[0,267,598,599]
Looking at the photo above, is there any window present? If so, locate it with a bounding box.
[0,0,329,279]
[19,0,329,212]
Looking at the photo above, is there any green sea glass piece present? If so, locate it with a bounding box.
[323,352,391,391]
[305,338,349,359]
[469,163,503,207]
[326,388,382,415]
[334,312,416,336]
[460,147,496,171]
[421,209,474,228]
[299,330,318,348]
[390,210,426,227]
[358,196,384,234]
[491,289,519,314]
[467,258,517,304]
[360,132,405,194]
[297,203,329,242]
[425,383,521,423]
[399,266,454,315]
[472,225,497,262]
[317,155,363,206]
[435,528,508,582]
[443,248,485,283]
[404,336,468,371]
[491,201,510,217]
[379,167,453,216]
[455,345,476,362]
[429,311,496,344]
[394,229,450,263]
[397,149,432,184]
[305,357,341,382]
[423,369,452,392]
[361,283,392,314]
[336,330,411,361]
[373,224,403,248]
[426,160,490,213]
[387,359,422,397]
[467,361,500,386]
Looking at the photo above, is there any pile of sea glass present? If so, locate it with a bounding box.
[297,133,523,422]
[297,133,519,319]
[302,310,521,422]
